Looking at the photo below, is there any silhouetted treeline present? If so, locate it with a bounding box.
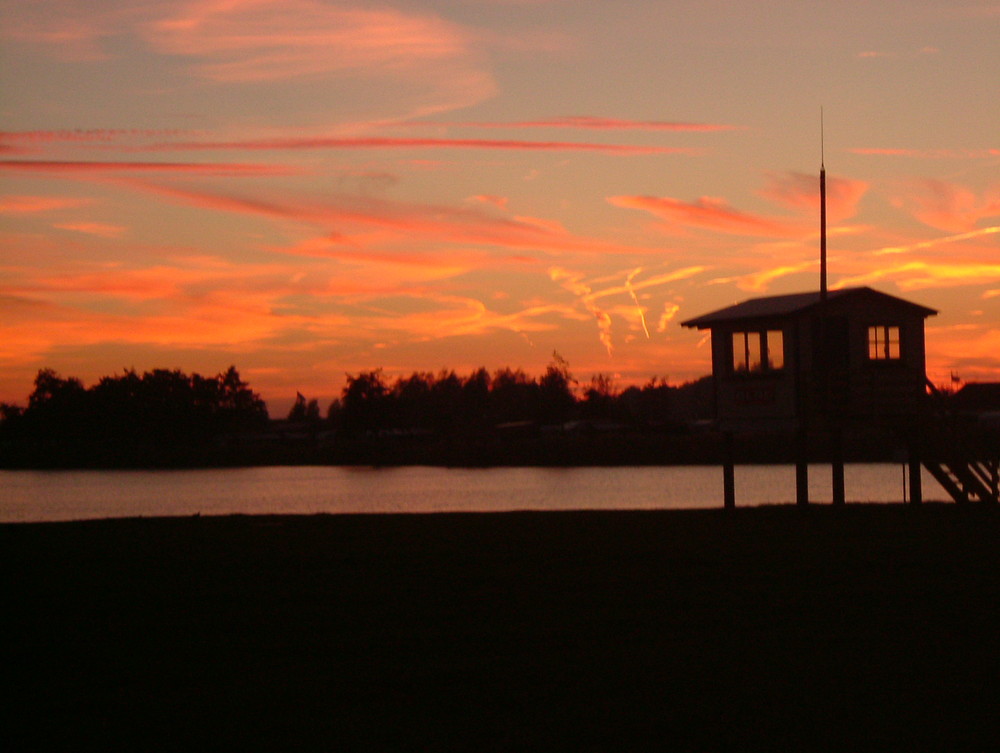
[322,363,712,438]
[0,366,267,467]
[1,359,720,467]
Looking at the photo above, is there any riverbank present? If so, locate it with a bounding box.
[4,506,1000,751]
[1,423,911,469]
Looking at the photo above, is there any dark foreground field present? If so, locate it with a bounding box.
[4,506,1000,751]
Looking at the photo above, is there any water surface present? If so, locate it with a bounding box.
[0,464,948,522]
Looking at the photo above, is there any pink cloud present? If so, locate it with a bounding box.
[53,221,127,238]
[137,0,497,115]
[149,135,697,156]
[850,148,999,159]
[1,129,195,144]
[0,6,117,62]
[608,195,803,237]
[758,171,869,222]
[0,195,92,213]
[143,1,473,80]
[115,178,672,258]
[404,116,740,132]
[891,180,1000,233]
[469,195,509,209]
[0,160,302,176]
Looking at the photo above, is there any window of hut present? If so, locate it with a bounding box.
[732,330,784,374]
[867,325,900,361]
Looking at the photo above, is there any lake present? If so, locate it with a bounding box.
[0,463,949,522]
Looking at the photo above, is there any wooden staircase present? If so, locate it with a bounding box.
[913,380,999,504]
[922,452,998,504]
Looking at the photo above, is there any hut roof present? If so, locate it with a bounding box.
[680,286,937,329]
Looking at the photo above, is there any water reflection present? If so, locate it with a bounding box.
[0,464,948,522]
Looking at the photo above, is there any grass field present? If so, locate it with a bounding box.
[4,505,1000,751]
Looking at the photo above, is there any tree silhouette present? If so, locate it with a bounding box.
[340,370,390,436]
[2,366,268,466]
[288,393,321,423]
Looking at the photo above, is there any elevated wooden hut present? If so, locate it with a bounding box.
[680,286,937,429]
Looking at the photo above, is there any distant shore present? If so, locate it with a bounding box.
[1,423,910,469]
[5,506,1000,751]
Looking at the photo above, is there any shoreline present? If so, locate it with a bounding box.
[5,506,1000,751]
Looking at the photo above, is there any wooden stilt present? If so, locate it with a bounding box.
[832,428,845,506]
[908,454,923,505]
[796,427,809,507]
[723,432,736,510]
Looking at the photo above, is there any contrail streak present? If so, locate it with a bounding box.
[625,268,650,338]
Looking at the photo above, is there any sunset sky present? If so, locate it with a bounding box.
[2,0,998,413]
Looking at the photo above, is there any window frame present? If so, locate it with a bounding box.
[867,324,901,362]
[730,328,785,376]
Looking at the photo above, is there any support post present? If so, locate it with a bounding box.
[989,460,999,504]
[723,432,736,510]
[796,427,809,507]
[908,455,923,505]
[832,428,845,506]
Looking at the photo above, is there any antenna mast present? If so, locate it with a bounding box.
[820,108,827,301]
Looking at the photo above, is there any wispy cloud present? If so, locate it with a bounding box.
[138,0,498,116]
[0,160,302,176]
[469,195,509,209]
[872,226,1000,256]
[4,0,499,117]
[656,302,681,334]
[758,171,868,222]
[1,129,195,144]
[834,260,1000,291]
[143,1,478,80]
[113,178,672,258]
[403,116,740,132]
[608,195,804,237]
[146,135,697,156]
[890,179,1000,232]
[550,268,614,355]
[737,261,816,292]
[0,195,92,213]
[53,221,127,238]
[849,148,1000,160]
[549,265,703,354]
[0,2,123,61]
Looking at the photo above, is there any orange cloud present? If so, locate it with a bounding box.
[891,180,1000,232]
[144,1,475,80]
[609,195,803,237]
[0,160,301,176]
[137,0,497,117]
[1,129,194,144]
[116,178,670,258]
[849,148,999,159]
[873,226,1000,256]
[148,135,696,155]
[548,265,703,355]
[53,222,127,238]
[834,260,1000,291]
[469,195,509,209]
[0,6,117,61]
[352,295,581,343]
[405,116,740,132]
[738,261,816,292]
[585,267,706,302]
[656,302,681,334]
[0,195,92,213]
[758,171,869,222]
[549,268,614,355]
